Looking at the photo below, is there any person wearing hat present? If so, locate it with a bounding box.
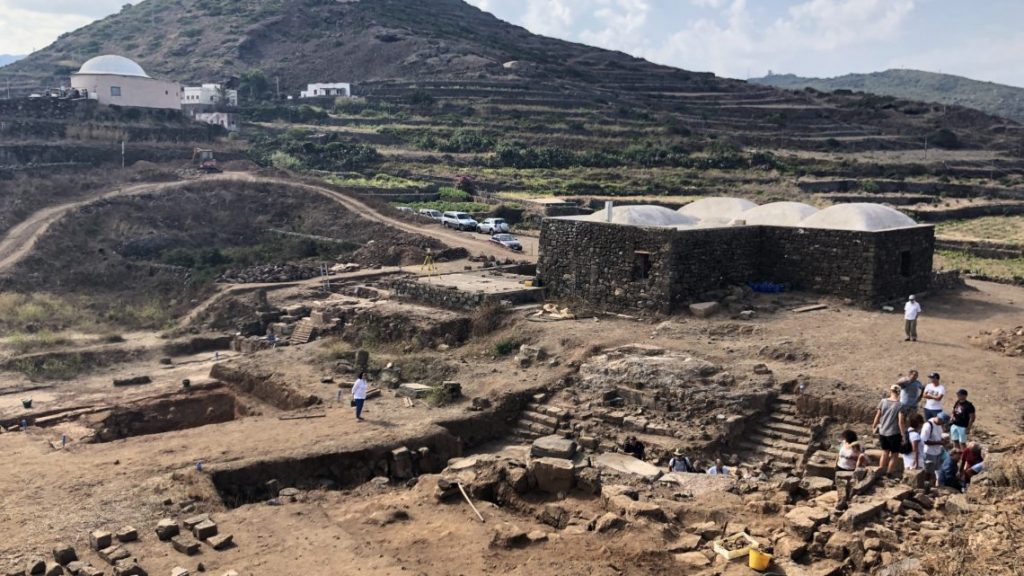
[950,388,976,450]
[921,412,951,485]
[922,373,945,420]
[668,449,695,473]
[904,295,921,342]
[872,384,907,477]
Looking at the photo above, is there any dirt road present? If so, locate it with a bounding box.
[0,172,538,274]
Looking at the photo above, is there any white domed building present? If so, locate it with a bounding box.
[70,55,181,110]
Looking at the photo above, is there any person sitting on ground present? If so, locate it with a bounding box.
[706,458,730,476]
[836,430,871,472]
[668,449,695,473]
[959,442,985,490]
[897,369,924,414]
[902,413,926,471]
[938,449,963,491]
[922,412,950,485]
[950,388,976,450]
[622,436,645,460]
[922,373,945,420]
[872,385,907,477]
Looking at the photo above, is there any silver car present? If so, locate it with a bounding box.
[489,233,522,251]
[418,208,442,220]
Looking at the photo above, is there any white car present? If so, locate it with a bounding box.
[478,217,510,234]
[418,208,443,220]
[441,211,479,231]
[396,206,415,214]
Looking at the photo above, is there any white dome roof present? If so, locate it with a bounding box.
[678,197,758,222]
[585,205,699,227]
[77,55,150,78]
[798,203,918,231]
[734,202,819,227]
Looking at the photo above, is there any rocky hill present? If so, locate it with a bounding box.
[752,69,1024,124]
[0,55,22,68]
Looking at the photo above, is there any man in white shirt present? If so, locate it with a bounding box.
[904,295,921,342]
[922,372,945,420]
[351,372,369,421]
[921,412,949,485]
[706,458,730,476]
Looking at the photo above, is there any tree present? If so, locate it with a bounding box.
[239,69,270,102]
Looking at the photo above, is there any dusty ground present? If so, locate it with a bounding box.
[1,276,1022,575]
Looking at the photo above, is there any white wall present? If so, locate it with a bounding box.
[71,74,181,110]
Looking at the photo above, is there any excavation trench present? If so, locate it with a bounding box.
[87,385,243,443]
[211,388,539,508]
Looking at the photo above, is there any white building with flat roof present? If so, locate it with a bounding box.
[70,55,181,110]
[182,84,238,107]
[194,112,239,132]
[300,82,351,98]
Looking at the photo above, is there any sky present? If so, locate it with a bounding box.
[2,0,1024,87]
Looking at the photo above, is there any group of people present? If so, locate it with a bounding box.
[838,367,982,492]
[622,436,730,476]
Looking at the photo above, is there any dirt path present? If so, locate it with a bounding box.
[0,172,537,275]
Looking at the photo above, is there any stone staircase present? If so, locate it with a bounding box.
[739,395,813,464]
[289,319,316,345]
[512,402,568,441]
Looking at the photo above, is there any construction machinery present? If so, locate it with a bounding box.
[191,147,222,173]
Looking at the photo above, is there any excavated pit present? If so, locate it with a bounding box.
[87,384,245,443]
[211,389,536,508]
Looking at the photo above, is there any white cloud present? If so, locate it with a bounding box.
[0,0,128,54]
[579,0,651,52]
[646,0,917,78]
[689,0,728,7]
[523,0,576,37]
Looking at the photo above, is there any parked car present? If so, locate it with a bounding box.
[477,217,510,234]
[489,233,523,251]
[441,211,479,231]
[418,208,443,220]
[396,206,415,214]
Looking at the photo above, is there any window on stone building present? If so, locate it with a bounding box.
[110,86,121,97]
[900,250,912,277]
[633,251,652,281]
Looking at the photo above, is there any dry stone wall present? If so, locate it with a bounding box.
[539,218,934,313]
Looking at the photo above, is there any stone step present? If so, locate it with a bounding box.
[761,418,810,436]
[520,410,559,429]
[776,395,799,405]
[756,426,812,444]
[746,433,808,454]
[513,428,542,441]
[772,404,800,417]
[739,442,801,462]
[516,419,555,435]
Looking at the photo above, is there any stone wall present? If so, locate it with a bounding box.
[539,218,935,312]
[389,277,543,310]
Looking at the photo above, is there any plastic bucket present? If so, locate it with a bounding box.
[749,549,772,571]
[21,399,32,409]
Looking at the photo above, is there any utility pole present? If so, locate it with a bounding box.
[275,77,280,100]
[121,140,125,169]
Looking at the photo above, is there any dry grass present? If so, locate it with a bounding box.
[937,216,1024,244]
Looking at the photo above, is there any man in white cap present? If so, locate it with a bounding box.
[904,295,921,342]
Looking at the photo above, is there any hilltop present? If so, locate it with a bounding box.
[0,54,22,68]
[752,69,1024,124]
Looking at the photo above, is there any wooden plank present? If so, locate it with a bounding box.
[791,304,827,313]
[278,413,327,421]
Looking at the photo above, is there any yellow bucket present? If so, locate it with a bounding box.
[748,549,772,571]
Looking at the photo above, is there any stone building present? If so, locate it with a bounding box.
[70,55,181,110]
[538,200,934,314]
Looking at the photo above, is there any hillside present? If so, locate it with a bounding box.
[752,69,1024,124]
[0,55,22,68]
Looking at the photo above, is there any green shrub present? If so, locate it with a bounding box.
[492,338,520,356]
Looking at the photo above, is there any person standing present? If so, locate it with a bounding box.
[922,373,945,420]
[902,413,926,471]
[668,449,695,473]
[921,412,950,485]
[950,388,976,450]
[904,295,921,342]
[706,458,730,476]
[622,436,646,460]
[352,372,368,421]
[872,385,907,477]
[897,369,924,414]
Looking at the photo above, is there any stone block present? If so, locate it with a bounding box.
[575,467,602,495]
[155,519,179,541]
[594,452,662,481]
[42,565,61,576]
[192,520,218,540]
[111,560,145,576]
[206,534,234,551]
[621,415,648,432]
[489,523,529,548]
[595,512,626,534]
[79,567,104,576]
[115,527,138,543]
[90,531,113,551]
[25,560,44,576]
[801,476,835,495]
[182,514,209,531]
[52,545,77,565]
[170,536,200,556]
[775,536,808,560]
[785,506,830,540]
[687,520,721,540]
[390,446,414,480]
[530,435,576,459]
[397,383,433,399]
[689,301,720,318]
[66,561,84,575]
[171,568,190,576]
[673,552,710,569]
[98,546,130,565]
[625,500,668,522]
[529,457,575,494]
[838,499,886,530]
[667,533,702,553]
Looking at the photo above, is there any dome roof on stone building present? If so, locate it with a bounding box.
[585,205,699,227]
[76,55,150,78]
[797,203,918,231]
[733,202,819,227]
[677,197,758,223]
